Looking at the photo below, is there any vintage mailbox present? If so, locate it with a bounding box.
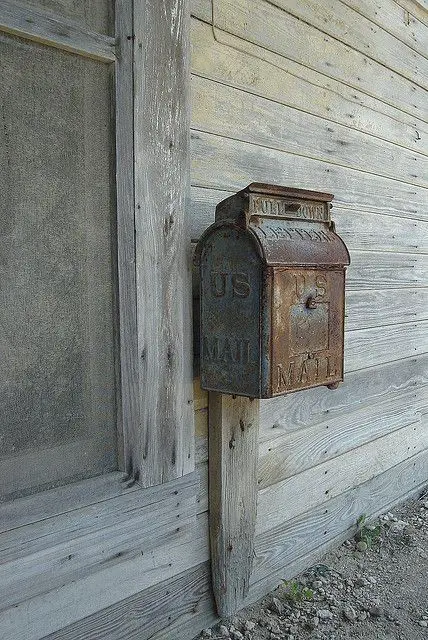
[194,183,350,398]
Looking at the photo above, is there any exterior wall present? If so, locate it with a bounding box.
[189,0,428,629]
[1,1,427,640]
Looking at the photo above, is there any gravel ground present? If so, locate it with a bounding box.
[196,487,428,640]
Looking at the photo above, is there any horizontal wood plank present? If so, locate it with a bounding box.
[345,288,428,330]
[265,0,428,90]
[256,418,428,534]
[191,19,428,153]
[0,513,209,640]
[345,320,428,371]
[0,471,133,533]
[194,356,428,467]
[259,354,428,441]
[40,450,428,640]
[191,75,428,189]
[0,474,199,613]
[252,448,428,589]
[47,562,216,640]
[394,0,428,27]
[257,386,428,489]
[0,497,196,612]
[340,0,428,59]
[0,1,115,61]
[0,472,198,558]
[212,0,427,121]
[346,252,427,290]
[190,131,428,221]
[191,0,212,22]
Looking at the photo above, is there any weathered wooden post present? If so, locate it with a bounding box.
[209,393,260,616]
[195,183,350,617]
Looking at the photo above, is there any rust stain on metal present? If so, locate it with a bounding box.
[194,183,350,399]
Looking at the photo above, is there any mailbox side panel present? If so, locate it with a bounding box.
[199,227,262,397]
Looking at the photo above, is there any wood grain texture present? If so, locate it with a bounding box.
[340,0,428,58]
[259,354,428,441]
[191,0,212,21]
[395,0,428,27]
[45,449,428,640]
[209,393,260,616]
[0,473,198,612]
[192,76,428,187]
[347,252,427,290]
[115,0,139,477]
[345,321,428,371]
[212,0,427,121]
[344,288,428,330]
[191,75,428,189]
[0,471,132,533]
[194,355,428,466]
[252,448,428,590]
[261,0,428,89]
[191,19,428,151]
[257,385,428,489]
[190,131,428,221]
[46,562,216,640]
[256,418,428,534]
[0,504,207,640]
[0,0,115,61]
[133,0,194,485]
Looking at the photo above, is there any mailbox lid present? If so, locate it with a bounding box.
[249,217,350,267]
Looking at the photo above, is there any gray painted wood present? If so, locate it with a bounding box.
[133,0,194,486]
[195,355,428,468]
[0,471,130,533]
[250,448,428,595]
[259,354,428,442]
[344,321,428,371]
[209,393,260,616]
[258,385,428,489]
[340,0,428,58]
[258,0,428,89]
[0,0,115,61]
[0,474,202,639]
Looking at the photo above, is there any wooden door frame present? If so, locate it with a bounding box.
[0,0,193,498]
[0,1,194,634]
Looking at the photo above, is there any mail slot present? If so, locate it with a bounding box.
[194,183,350,398]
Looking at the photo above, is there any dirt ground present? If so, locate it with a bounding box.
[197,487,428,640]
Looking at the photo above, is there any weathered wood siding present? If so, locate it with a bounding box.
[2,1,427,639]
[190,0,428,627]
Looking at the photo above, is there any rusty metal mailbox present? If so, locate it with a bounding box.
[194,183,350,398]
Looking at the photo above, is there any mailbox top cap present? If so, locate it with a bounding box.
[245,183,334,202]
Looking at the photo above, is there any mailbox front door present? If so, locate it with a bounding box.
[271,267,346,395]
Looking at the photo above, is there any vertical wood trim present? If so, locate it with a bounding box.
[115,0,140,475]
[209,392,260,617]
[133,0,194,486]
